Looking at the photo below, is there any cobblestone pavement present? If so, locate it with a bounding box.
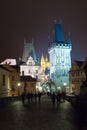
[0,95,87,130]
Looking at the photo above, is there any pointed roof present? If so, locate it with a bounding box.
[54,22,64,43]
[45,55,48,62]
[41,53,45,62]
[0,59,16,65]
[67,32,72,44]
[0,65,11,72]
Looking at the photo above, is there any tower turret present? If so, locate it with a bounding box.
[54,23,65,43]
[22,39,37,63]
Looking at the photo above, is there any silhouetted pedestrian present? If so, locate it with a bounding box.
[56,91,62,106]
[21,92,25,104]
[34,93,37,102]
[47,92,50,97]
[38,92,42,103]
[51,92,56,107]
[30,92,33,103]
[27,92,30,104]
[62,91,66,102]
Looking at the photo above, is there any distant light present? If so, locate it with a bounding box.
[63,83,66,86]
[17,83,21,87]
[57,86,61,90]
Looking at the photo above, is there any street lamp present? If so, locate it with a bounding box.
[17,82,21,96]
[63,82,66,86]
[62,82,67,92]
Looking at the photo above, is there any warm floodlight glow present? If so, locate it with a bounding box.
[17,83,21,87]
[17,82,21,96]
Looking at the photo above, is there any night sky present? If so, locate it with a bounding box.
[1,0,87,63]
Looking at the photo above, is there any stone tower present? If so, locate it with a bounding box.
[48,22,72,89]
[22,39,37,63]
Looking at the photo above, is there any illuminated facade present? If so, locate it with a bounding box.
[21,40,50,81]
[41,54,50,73]
[48,22,72,89]
[20,56,40,78]
[0,65,20,97]
[20,40,40,79]
[69,57,87,95]
[0,65,11,97]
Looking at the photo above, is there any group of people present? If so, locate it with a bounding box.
[21,90,66,106]
[47,90,66,106]
[21,92,42,104]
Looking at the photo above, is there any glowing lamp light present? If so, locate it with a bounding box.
[63,83,66,86]
[17,83,21,87]
[57,86,61,90]
[17,82,21,96]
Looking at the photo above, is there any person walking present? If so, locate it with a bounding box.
[38,92,42,103]
[27,92,31,104]
[51,92,56,107]
[21,92,25,104]
[56,91,62,106]
[62,91,66,102]
[34,93,37,103]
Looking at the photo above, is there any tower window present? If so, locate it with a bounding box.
[2,74,5,86]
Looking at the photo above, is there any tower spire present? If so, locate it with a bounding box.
[54,21,64,43]
[59,19,62,24]
[68,32,72,44]
[24,37,26,45]
[54,19,57,24]
[32,38,34,44]
[48,35,51,48]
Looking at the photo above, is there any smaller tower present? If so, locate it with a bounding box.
[45,56,50,69]
[22,39,37,63]
[41,54,45,73]
[41,54,50,73]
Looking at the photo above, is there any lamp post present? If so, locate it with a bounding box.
[17,82,21,96]
[63,82,66,92]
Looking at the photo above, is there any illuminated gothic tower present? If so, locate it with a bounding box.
[41,54,50,73]
[48,22,72,88]
[22,39,37,63]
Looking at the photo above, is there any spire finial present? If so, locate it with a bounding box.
[68,31,71,43]
[68,32,70,36]
[59,19,62,24]
[24,38,26,44]
[48,35,50,41]
[54,19,57,24]
[32,38,34,44]
[48,35,51,48]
